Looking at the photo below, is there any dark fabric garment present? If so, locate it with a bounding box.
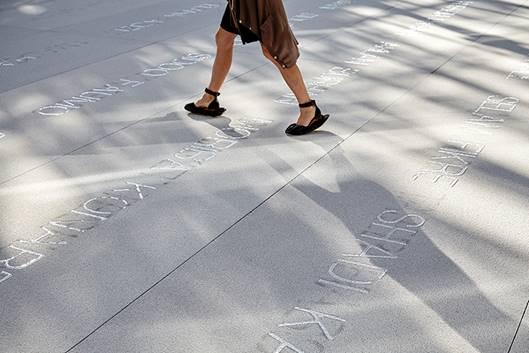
[220,4,260,44]
[226,0,299,68]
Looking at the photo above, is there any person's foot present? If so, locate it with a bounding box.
[184,88,226,117]
[296,105,317,126]
[285,100,329,136]
[194,92,216,108]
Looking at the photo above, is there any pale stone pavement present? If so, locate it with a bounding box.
[0,0,528,352]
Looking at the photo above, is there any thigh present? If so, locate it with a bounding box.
[216,27,237,47]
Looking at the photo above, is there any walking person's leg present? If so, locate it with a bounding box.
[261,45,328,134]
[194,28,236,108]
[186,2,327,135]
[185,4,238,117]
[261,46,313,124]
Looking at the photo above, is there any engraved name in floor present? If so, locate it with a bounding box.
[0,118,271,285]
[112,3,221,33]
[414,94,520,187]
[396,0,473,37]
[260,210,426,353]
[506,59,529,81]
[36,53,211,117]
[0,40,89,75]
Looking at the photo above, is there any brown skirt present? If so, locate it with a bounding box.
[220,4,260,44]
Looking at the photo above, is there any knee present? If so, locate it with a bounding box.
[216,29,235,50]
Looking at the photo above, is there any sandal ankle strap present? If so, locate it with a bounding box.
[205,88,221,97]
[299,99,316,108]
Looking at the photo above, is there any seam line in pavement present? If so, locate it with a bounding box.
[508,299,529,353]
[62,2,528,351]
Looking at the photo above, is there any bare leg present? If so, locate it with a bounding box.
[195,28,236,107]
[261,45,316,126]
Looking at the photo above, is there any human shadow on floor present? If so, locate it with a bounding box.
[264,139,518,352]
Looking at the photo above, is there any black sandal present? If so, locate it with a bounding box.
[184,88,226,117]
[285,100,330,135]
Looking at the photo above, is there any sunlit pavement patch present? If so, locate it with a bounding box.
[413,61,523,188]
[258,210,425,353]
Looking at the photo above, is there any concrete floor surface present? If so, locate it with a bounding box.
[0,0,528,352]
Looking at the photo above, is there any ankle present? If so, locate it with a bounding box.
[203,93,215,101]
[299,105,316,114]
